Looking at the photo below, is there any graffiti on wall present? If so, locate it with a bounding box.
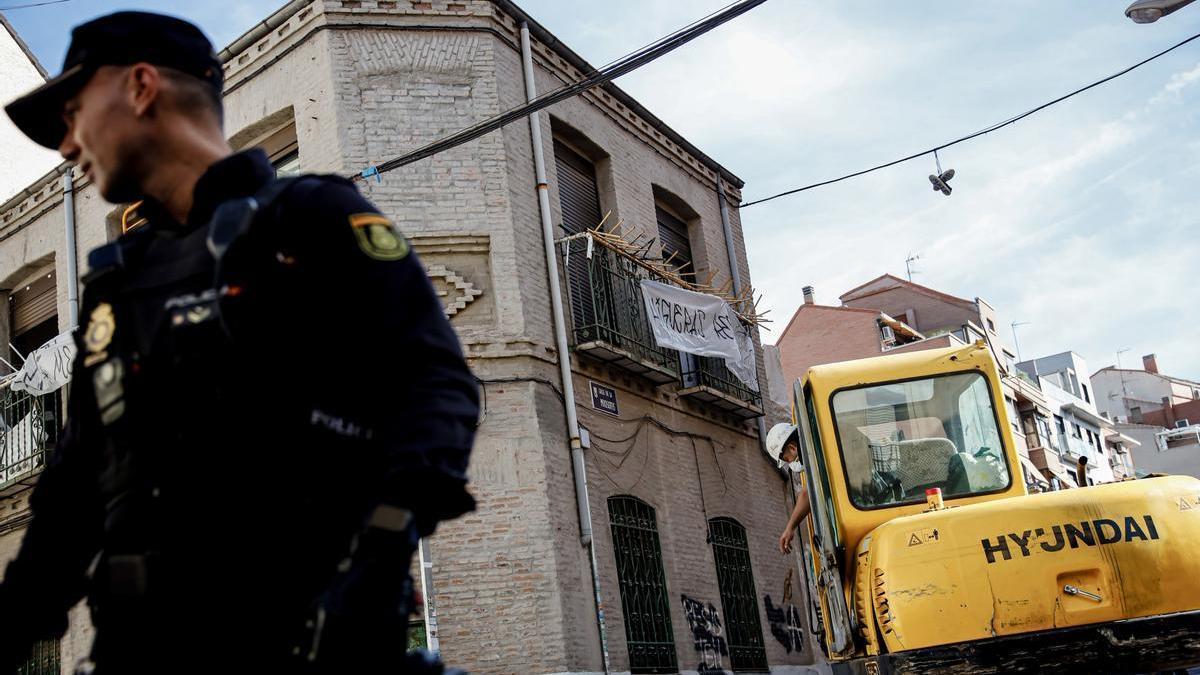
[763,595,804,654]
[680,594,728,673]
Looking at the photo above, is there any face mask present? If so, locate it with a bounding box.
[787,461,803,473]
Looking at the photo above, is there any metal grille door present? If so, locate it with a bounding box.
[609,496,677,673]
[709,518,768,671]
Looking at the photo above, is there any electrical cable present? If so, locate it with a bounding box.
[477,377,739,493]
[350,0,769,181]
[0,0,73,10]
[739,29,1200,208]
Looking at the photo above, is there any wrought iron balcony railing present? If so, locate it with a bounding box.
[1,385,63,495]
[680,355,763,419]
[562,238,680,384]
[559,235,762,416]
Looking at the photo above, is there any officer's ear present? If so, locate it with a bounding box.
[126,63,163,119]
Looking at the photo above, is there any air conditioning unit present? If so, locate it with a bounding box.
[1177,419,1191,429]
[880,324,896,343]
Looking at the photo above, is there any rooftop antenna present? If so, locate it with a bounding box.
[1115,347,1131,370]
[1011,321,1031,361]
[905,252,921,282]
[1116,347,1131,407]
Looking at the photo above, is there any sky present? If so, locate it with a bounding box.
[5,0,1199,381]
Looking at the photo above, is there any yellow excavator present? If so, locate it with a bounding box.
[789,341,1200,674]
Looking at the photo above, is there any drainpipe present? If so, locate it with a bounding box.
[417,538,440,656]
[717,177,769,450]
[62,169,79,328]
[520,22,610,674]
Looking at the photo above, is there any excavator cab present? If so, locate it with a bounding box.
[790,341,1200,673]
[831,370,1011,508]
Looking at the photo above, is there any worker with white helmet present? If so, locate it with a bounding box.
[767,422,811,554]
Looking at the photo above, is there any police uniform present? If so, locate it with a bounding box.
[1,12,478,675]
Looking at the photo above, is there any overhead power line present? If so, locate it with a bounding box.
[352,0,769,182]
[0,0,73,10]
[739,29,1200,208]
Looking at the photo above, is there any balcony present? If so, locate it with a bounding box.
[0,385,63,496]
[679,355,763,419]
[560,236,762,416]
[564,240,680,384]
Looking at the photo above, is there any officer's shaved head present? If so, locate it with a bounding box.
[158,66,224,127]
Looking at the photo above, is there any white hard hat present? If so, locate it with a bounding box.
[765,422,799,469]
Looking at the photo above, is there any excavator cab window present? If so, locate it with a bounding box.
[831,371,1011,509]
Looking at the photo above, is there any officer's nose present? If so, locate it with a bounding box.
[58,126,80,163]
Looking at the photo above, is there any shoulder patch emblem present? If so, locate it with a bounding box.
[348,213,410,261]
[85,302,115,354]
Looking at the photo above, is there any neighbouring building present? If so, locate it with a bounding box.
[1092,353,1200,478]
[1092,353,1200,424]
[774,284,941,382]
[0,15,60,202]
[1104,430,1138,481]
[1017,352,1116,486]
[0,2,814,673]
[776,274,1054,491]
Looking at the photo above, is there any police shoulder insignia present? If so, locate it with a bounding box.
[85,302,116,353]
[348,212,410,261]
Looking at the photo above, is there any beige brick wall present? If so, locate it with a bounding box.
[0,2,810,673]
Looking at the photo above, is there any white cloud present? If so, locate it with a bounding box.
[1151,61,1200,105]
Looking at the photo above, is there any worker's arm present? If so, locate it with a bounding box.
[778,486,811,554]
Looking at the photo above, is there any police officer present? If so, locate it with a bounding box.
[0,11,478,674]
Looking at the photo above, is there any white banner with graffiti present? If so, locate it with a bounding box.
[639,279,758,389]
[10,332,75,395]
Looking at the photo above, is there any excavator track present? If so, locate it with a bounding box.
[831,609,1200,675]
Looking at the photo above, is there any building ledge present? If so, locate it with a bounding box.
[0,469,40,499]
[576,340,679,385]
[678,384,763,419]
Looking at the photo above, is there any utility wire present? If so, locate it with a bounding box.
[352,0,768,181]
[739,30,1200,208]
[0,0,73,9]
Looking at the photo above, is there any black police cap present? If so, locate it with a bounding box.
[4,11,223,149]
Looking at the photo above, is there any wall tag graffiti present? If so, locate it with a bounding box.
[764,594,804,654]
[680,595,728,673]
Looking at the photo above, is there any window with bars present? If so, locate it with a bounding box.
[16,639,59,675]
[608,496,677,674]
[709,518,768,672]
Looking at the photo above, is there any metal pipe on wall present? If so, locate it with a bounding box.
[717,176,769,450]
[62,169,79,328]
[417,538,440,656]
[520,22,611,675]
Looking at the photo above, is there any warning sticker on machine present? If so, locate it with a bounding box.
[907,528,940,547]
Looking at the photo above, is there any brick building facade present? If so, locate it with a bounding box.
[0,2,814,673]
